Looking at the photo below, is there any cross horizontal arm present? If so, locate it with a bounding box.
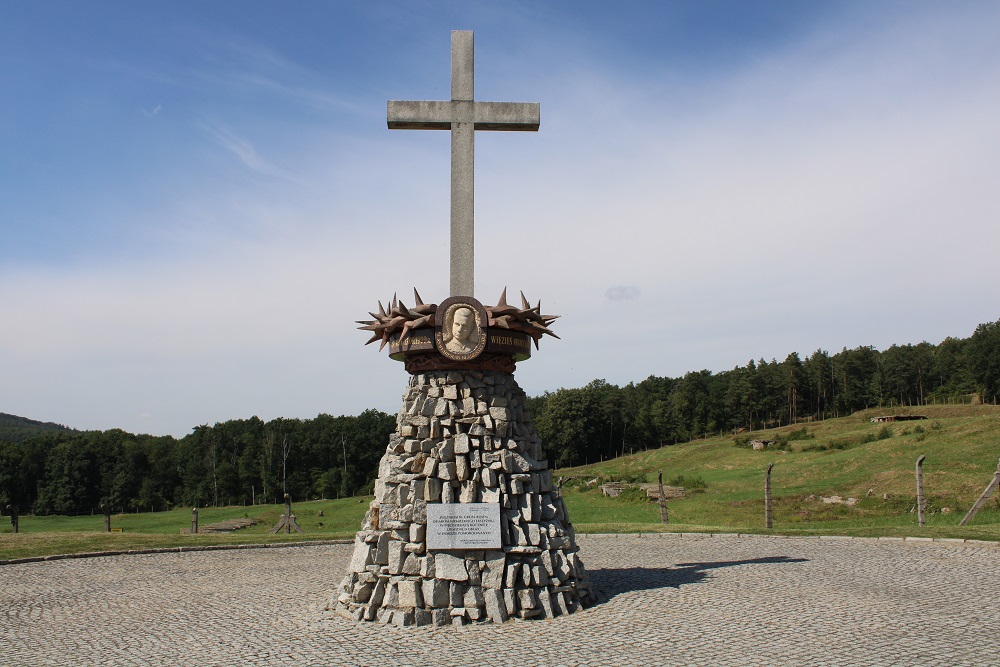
[474,102,539,131]
[388,101,539,131]
[388,101,457,129]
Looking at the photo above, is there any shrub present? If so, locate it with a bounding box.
[669,474,707,490]
[614,487,650,503]
[787,426,815,441]
[801,437,858,452]
[560,476,596,491]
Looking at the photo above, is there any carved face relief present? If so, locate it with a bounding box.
[438,301,486,360]
[450,308,475,344]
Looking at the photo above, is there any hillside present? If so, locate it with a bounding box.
[0,413,75,443]
[554,404,1000,538]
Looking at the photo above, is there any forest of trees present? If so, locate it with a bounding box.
[0,411,394,516]
[2,319,999,516]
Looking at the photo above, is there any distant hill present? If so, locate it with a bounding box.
[0,413,76,443]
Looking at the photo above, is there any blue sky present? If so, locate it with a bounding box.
[2,2,998,437]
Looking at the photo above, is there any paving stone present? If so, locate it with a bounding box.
[6,524,1000,664]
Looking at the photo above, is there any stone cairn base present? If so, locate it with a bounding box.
[331,369,595,626]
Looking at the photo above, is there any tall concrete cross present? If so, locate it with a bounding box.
[388,30,540,298]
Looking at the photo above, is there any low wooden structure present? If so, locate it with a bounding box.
[870,415,928,423]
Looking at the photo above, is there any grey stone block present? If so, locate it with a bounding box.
[503,588,517,616]
[435,553,469,581]
[397,580,422,609]
[401,553,421,576]
[455,455,470,481]
[348,537,373,573]
[374,532,390,565]
[484,588,508,623]
[538,589,554,618]
[449,581,466,607]
[464,585,485,610]
[387,540,405,575]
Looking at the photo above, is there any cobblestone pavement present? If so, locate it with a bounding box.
[3,534,999,666]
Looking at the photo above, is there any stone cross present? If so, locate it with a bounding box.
[388,30,540,297]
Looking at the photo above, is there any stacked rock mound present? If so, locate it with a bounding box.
[331,369,595,626]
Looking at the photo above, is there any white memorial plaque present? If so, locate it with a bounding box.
[426,502,502,550]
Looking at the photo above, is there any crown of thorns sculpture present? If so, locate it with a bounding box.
[358,288,559,352]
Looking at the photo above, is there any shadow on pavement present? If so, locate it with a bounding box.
[588,556,809,603]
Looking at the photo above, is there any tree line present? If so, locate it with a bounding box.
[2,319,998,515]
[0,410,394,516]
[530,319,1000,467]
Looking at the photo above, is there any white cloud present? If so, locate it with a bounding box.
[605,286,640,302]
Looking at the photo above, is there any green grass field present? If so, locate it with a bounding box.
[3,405,998,561]
[557,404,1000,540]
[0,498,368,561]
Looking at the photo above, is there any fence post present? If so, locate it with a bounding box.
[657,471,669,524]
[959,457,1000,527]
[191,507,199,534]
[765,463,774,529]
[6,505,17,534]
[915,455,926,527]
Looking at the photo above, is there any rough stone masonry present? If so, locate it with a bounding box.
[330,369,595,626]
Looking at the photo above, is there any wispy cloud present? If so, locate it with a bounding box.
[179,27,371,117]
[201,121,285,177]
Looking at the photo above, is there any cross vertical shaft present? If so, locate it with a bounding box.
[387,31,540,298]
[450,31,475,298]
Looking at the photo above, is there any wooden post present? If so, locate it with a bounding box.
[765,463,774,529]
[959,457,1000,527]
[191,507,199,534]
[915,455,927,527]
[102,503,111,533]
[657,471,669,524]
[6,505,17,534]
[271,493,303,534]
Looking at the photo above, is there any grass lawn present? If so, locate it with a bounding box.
[1,497,369,561]
[4,405,998,561]
[557,404,1000,541]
